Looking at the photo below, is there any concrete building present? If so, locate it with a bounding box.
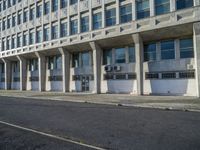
[0,0,200,96]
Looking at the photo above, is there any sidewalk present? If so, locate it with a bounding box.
[0,90,200,112]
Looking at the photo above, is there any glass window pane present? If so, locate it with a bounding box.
[128,47,135,63]
[82,52,90,66]
[161,40,175,60]
[115,48,126,63]
[103,50,112,65]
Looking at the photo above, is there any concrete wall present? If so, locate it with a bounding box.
[70,66,94,92]
[46,69,63,92]
[101,63,137,94]
[143,58,196,96]
[26,70,39,91]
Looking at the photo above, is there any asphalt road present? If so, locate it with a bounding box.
[0,96,200,150]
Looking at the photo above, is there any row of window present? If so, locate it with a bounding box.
[0,0,69,13]
[145,70,195,79]
[104,73,136,80]
[144,38,193,61]
[0,0,195,43]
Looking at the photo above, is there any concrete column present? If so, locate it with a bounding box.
[193,22,200,97]
[116,0,120,24]
[90,42,102,94]
[35,52,46,91]
[132,0,136,20]
[2,59,11,90]
[132,33,144,95]
[150,0,155,17]
[194,0,200,6]
[170,0,176,12]
[17,55,27,91]
[102,0,105,28]
[59,48,70,93]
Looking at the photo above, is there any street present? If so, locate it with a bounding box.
[0,96,200,150]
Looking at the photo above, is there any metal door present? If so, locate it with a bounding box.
[81,76,90,92]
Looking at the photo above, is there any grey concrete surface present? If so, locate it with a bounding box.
[0,90,200,112]
[0,96,200,150]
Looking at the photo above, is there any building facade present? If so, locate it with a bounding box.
[0,0,200,96]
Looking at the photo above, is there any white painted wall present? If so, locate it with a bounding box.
[46,69,63,91]
[26,70,39,91]
[144,79,197,96]
[101,80,137,94]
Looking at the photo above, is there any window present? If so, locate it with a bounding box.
[1,63,5,73]
[155,0,170,15]
[136,0,150,19]
[29,7,35,20]
[161,40,175,60]
[7,17,11,29]
[120,4,132,23]
[144,43,156,61]
[60,22,67,37]
[17,12,22,25]
[72,53,79,68]
[23,10,28,22]
[36,29,42,43]
[23,33,28,46]
[162,72,176,79]
[61,0,67,8]
[52,24,58,39]
[82,52,90,67]
[44,1,50,15]
[180,38,194,58]
[115,48,126,63]
[70,0,77,5]
[103,50,112,65]
[106,8,116,27]
[70,19,78,35]
[48,55,61,70]
[13,62,19,73]
[44,26,50,41]
[52,0,58,12]
[145,73,159,79]
[12,15,16,27]
[11,36,16,49]
[128,47,135,63]
[29,59,38,71]
[93,13,102,30]
[81,16,89,33]
[37,4,42,18]
[29,30,35,45]
[176,0,193,10]
[179,71,195,79]
[17,34,22,47]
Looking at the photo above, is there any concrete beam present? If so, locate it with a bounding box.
[90,42,102,94]
[2,58,11,90]
[58,48,70,93]
[193,22,200,97]
[35,52,46,92]
[17,55,27,91]
[132,33,144,95]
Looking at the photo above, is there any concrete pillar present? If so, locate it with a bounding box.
[132,33,144,95]
[2,59,11,90]
[17,55,27,91]
[150,0,155,17]
[194,0,200,6]
[59,48,70,93]
[132,0,136,20]
[170,0,176,12]
[90,42,102,94]
[116,0,120,24]
[35,52,46,92]
[193,22,200,97]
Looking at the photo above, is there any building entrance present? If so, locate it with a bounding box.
[81,76,90,92]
